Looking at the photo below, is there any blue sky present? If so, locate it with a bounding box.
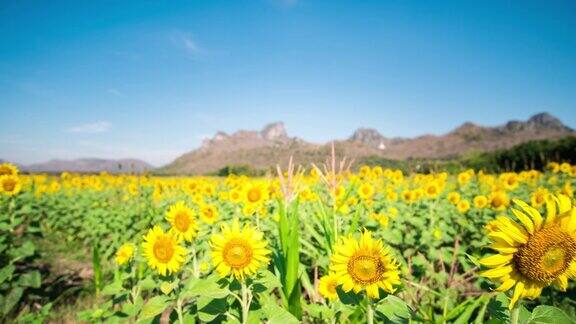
[1,0,575,166]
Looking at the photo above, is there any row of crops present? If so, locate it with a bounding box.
[1,160,576,323]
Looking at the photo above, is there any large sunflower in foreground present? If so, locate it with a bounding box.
[165,201,198,242]
[142,226,186,276]
[329,230,401,299]
[480,194,576,309]
[210,219,270,280]
[0,163,18,176]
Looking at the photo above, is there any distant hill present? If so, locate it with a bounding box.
[23,158,153,174]
[161,113,575,175]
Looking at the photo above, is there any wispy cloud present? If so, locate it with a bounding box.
[169,30,203,56]
[67,121,111,134]
[107,88,123,97]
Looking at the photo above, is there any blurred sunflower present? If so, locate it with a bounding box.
[457,200,470,213]
[329,230,400,299]
[358,182,375,201]
[489,191,509,211]
[447,192,461,205]
[480,194,576,309]
[166,201,198,242]
[115,243,135,266]
[474,195,488,209]
[318,272,339,301]
[142,226,186,276]
[210,219,270,280]
[200,204,219,224]
[0,175,22,196]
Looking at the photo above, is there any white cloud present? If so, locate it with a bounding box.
[107,88,123,97]
[170,30,202,55]
[67,121,111,134]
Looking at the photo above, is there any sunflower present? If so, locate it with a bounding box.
[474,195,488,209]
[142,226,186,276]
[329,230,401,299]
[210,219,271,280]
[0,163,18,176]
[358,182,375,201]
[479,194,576,309]
[489,190,509,211]
[200,204,219,224]
[318,272,339,301]
[447,192,461,205]
[243,182,268,206]
[457,200,470,213]
[115,243,135,266]
[0,175,22,196]
[165,201,198,242]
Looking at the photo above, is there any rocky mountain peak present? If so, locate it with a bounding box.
[527,112,571,131]
[260,122,288,141]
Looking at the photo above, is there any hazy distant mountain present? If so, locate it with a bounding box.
[24,158,153,174]
[162,113,575,174]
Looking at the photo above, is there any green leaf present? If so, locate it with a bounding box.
[261,295,299,324]
[139,296,170,320]
[101,280,124,296]
[181,276,229,299]
[198,296,227,322]
[0,264,15,284]
[375,295,411,322]
[335,287,362,305]
[526,305,575,324]
[2,287,23,315]
[18,270,42,288]
[138,277,156,291]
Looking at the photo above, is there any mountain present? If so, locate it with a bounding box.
[23,158,153,174]
[163,113,574,174]
[349,112,574,160]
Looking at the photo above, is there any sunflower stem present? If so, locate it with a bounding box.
[240,281,252,324]
[175,297,184,324]
[366,297,374,324]
[510,302,521,324]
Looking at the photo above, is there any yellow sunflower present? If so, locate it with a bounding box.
[200,204,219,224]
[0,175,22,196]
[0,163,19,176]
[358,182,375,201]
[480,194,576,309]
[243,182,268,206]
[447,192,461,205]
[115,243,135,266]
[318,272,339,301]
[474,195,488,209]
[165,201,198,242]
[142,226,186,276]
[457,200,470,214]
[329,230,401,299]
[210,219,271,280]
[489,190,509,211]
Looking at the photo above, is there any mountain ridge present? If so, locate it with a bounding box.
[162,112,574,174]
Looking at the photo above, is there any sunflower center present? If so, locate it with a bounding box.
[247,188,261,203]
[3,179,16,191]
[223,239,253,268]
[0,166,11,176]
[514,225,576,283]
[153,239,175,263]
[492,197,503,208]
[174,212,191,232]
[203,208,214,218]
[348,255,384,284]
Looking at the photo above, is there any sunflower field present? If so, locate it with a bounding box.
[1,158,576,323]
